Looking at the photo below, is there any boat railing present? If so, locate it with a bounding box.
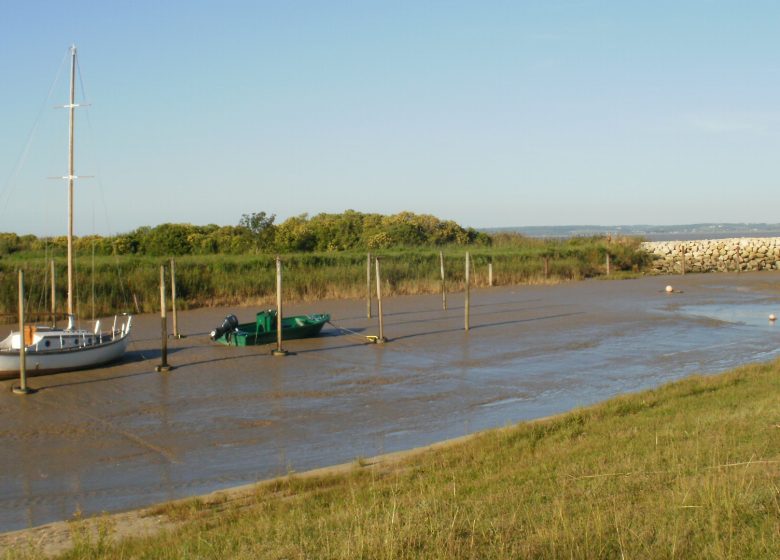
[110,314,132,340]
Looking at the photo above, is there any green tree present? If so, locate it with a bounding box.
[142,224,195,256]
[275,214,317,252]
[308,210,365,251]
[238,212,276,251]
[0,233,20,256]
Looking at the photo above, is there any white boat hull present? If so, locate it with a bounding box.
[0,328,131,380]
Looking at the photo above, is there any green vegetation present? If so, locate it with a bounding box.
[8,359,779,558]
[0,211,490,257]
[0,211,652,317]
[0,235,650,318]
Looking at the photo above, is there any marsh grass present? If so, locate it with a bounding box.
[0,237,649,317]
[65,515,115,559]
[23,359,780,559]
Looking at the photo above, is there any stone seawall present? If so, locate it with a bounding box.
[641,238,780,274]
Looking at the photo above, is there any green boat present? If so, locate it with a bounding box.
[210,310,330,347]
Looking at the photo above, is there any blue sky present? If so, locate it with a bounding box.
[1,1,779,235]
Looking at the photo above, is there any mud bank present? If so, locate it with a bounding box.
[0,433,478,557]
[1,272,780,537]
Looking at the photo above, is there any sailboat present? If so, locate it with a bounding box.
[0,46,132,379]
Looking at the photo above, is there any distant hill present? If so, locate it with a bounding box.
[483,223,780,241]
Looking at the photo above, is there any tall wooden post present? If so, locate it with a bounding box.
[272,257,288,356]
[366,253,372,319]
[605,253,611,276]
[12,270,33,394]
[465,252,470,331]
[736,244,741,273]
[544,256,549,279]
[680,245,686,275]
[50,260,56,328]
[440,251,447,310]
[488,262,493,287]
[375,257,386,343]
[156,265,172,372]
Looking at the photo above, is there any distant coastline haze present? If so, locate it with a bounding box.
[487,223,780,241]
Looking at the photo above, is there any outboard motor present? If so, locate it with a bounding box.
[210,314,239,340]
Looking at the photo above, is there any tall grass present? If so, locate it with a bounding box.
[0,237,650,317]
[7,359,778,558]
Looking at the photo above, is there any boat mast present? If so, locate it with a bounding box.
[66,45,76,322]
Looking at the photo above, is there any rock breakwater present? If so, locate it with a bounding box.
[641,238,780,273]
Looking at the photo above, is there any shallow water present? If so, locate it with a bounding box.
[1,272,779,531]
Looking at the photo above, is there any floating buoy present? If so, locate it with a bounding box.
[665,285,673,293]
[770,313,776,322]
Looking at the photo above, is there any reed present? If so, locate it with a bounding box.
[0,237,650,318]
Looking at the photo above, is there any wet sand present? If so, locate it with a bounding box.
[1,272,779,535]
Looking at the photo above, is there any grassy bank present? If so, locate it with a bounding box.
[7,359,780,559]
[0,237,649,318]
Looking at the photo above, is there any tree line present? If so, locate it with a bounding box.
[0,210,492,257]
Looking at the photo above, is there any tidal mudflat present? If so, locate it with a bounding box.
[1,272,779,532]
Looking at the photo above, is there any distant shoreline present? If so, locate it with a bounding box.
[484,224,780,241]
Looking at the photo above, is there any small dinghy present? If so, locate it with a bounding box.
[210,310,330,347]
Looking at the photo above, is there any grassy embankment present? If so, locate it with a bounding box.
[0,236,649,318]
[8,359,779,559]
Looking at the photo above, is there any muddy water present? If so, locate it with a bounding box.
[1,273,780,531]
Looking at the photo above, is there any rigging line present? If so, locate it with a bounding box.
[326,319,377,343]
[0,48,70,219]
[22,263,33,318]
[91,222,96,322]
[78,62,133,314]
[81,108,109,224]
[76,54,130,309]
[82,108,133,313]
[32,249,48,316]
[21,265,47,323]
[76,54,87,102]
[40,244,49,314]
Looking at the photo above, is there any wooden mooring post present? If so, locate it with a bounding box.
[488,261,493,287]
[156,265,172,372]
[375,257,387,343]
[440,251,447,310]
[680,245,686,275]
[366,253,372,319]
[272,256,288,356]
[465,252,470,331]
[12,270,34,395]
[170,258,183,338]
